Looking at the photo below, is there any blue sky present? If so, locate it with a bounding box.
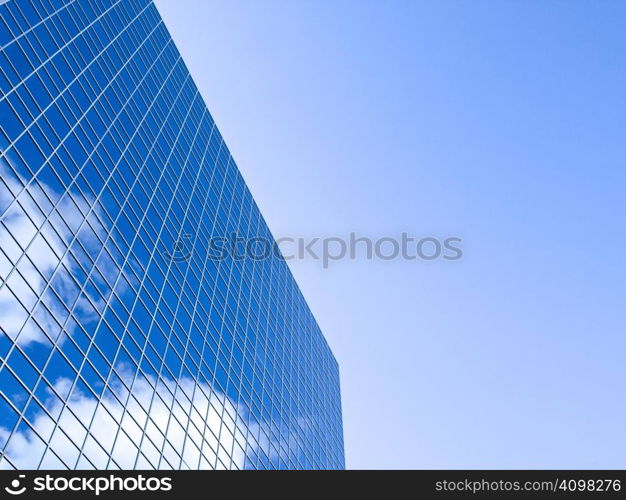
[155,0,626,469]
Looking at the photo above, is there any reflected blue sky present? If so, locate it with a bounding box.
[155,0,626,468]
[0,0,342,470]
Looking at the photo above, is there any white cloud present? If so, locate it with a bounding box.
[0,371,252,470]
[0,156,108,346]
[0,158,297,470]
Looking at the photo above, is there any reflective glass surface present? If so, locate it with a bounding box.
[0,0,344,470]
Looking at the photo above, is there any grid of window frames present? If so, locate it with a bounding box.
[0,0,344,470]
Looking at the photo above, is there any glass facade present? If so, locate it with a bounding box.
[0,0,344,469]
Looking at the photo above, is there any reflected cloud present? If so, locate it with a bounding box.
[0,157,310,470]
[0,371,251,470]
[0,155,110,346]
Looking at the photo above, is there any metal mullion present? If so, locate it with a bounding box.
[1,371,101,471]
[0,0,123,109]
[65,69,193,422]
[78,3,156,143]
[70,74,196,466]
[104,365,171,466]
[0,44,181,466]
[218,156,254,468]
[0,53,168,324]
[116,103,210,469]
[128,133,222,467]
[0,0,156,219]
[0,373,74,470]
[0,0,78,54]
[194,151,240,468]
[151,118,220,469]
[0,23,174,354]
[230,184,259,465]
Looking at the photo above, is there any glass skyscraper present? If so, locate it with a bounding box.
[0,0,343,470]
